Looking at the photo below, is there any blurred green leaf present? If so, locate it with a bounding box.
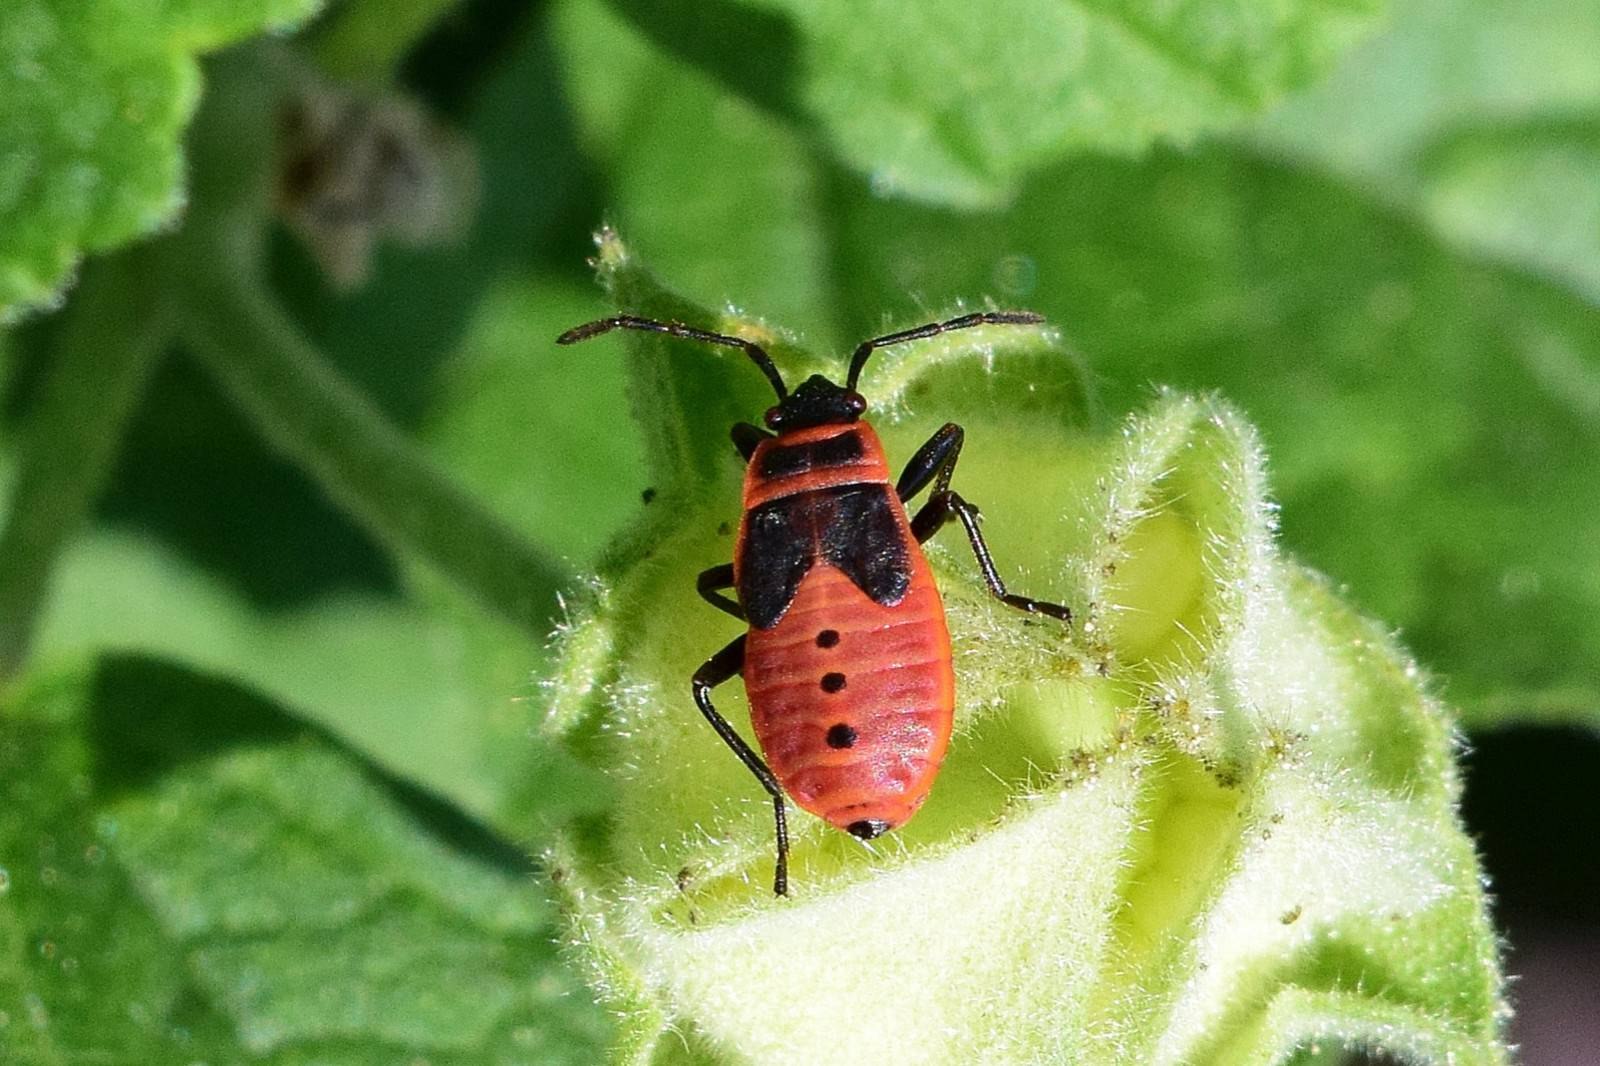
[0,0,324,320]
[1253,0,1600,301]
[0,40,594,832]
[0,661,608,1063]
[554,0,838,343]
[1413,117,1600,306]
[28,529,604,834]
[311,0,460,84]
[423,272,649,568]
[600,0,1385,206]
[156,47,572,643]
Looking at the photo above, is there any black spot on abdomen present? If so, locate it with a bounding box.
[826,723,857,749]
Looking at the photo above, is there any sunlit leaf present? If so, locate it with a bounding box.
[1253,0,1600,302]
[0,662,608,1063]
[554,0,838,342]
[0,0,324,319]
[423,272,650,569]
[604,0,1385,206]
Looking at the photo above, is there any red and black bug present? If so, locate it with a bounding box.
[557,311,1072,896]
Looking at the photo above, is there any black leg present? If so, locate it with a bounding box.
[913,492,1071,621]
[693,636,789,896]
[697,564,744,620]
[902,421,1071,623]
[731,422,772,462]
[896,422,963,503]
[847,310,1044,390]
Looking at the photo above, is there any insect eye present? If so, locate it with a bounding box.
[763,406,783,428]
[844,391,867,415]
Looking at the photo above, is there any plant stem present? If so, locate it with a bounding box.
[176,271,566,640]
[0,256,168,678]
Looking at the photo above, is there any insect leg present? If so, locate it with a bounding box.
[697,564,745,620]
[907,433,1072,622]
[914,493,1071,621]
[731,422,773,462]
[692,636,790,897]
[847,311,1043,390]
[896,422,963,502]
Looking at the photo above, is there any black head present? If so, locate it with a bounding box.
[763,375,866,431]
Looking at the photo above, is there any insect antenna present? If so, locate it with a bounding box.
[845,310,1044,390]
[557,314,788,401]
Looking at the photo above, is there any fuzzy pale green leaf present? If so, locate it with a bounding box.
[0,663,606,1063]
[0,0,324,320]
[540,253,1504,1063]
[600,0,1385,206]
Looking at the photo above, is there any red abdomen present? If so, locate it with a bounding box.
[735,424,955,834]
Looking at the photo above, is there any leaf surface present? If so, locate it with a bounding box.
[602,0,1384,205]
[1253,0,1600,302]
[0,0,324,319]
[28,529,603,834]
[0,661,608,1063]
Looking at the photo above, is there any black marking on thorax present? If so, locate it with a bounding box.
[757,431,864,479]
[738,482,912,629]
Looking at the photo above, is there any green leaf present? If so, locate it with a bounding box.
[0,0,325,321]
[600,0,1386,207]
[1413,117,1600,306]
[554,0,839,344]
[423,272,650,569]
[0,660,608,1063]
[541,253,1504,1063]
[309,0,460,84]
[1252,0,1600,302]
[148,46,571,644]
[28,528,604,835]
[1,41,598,843]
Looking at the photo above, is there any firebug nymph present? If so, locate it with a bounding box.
[557,312,1072,895]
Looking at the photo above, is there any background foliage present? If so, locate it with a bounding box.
[2,0,1597,1061]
